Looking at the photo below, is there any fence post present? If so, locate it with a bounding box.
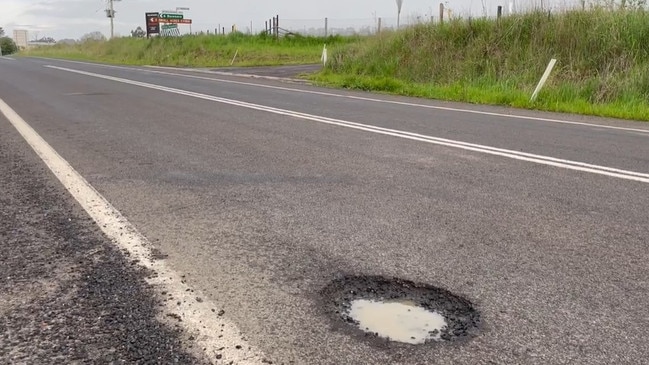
[325,18,328,37]
[440,3,445,24]
[378,17,382,34]
[276,15,280,39]
[497,6,503,18]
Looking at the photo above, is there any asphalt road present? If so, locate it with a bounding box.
[1,57,648,365]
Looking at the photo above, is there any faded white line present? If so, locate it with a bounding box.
[145,65,308,83]
[0,56,16,61]
[45,65,649,184]
[0,97,264,364]
[33,57,649,134]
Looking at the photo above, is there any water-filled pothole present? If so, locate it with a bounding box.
[349,299,447,344]
[321,276,480,345]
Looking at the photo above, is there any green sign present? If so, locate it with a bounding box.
[160,13,183,20]
[161,24,178,30]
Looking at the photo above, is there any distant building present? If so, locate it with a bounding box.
[13,30,28,48]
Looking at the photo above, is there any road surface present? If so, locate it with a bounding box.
[1,57,648,365]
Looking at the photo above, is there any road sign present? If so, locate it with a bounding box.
[161,27,181,37]
[158,18,192,24]
[161,24,178,30]
[160,13,183,20]
[145,12,160,37]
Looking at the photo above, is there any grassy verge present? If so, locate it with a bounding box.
[315,9,649,121]
[24,32,351,67]
[23,10,649,121]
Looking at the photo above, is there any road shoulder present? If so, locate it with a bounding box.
[0,117,207,364]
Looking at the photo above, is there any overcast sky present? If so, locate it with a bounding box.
[1,0,572,40]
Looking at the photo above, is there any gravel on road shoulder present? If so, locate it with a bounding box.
[0,122,208,364]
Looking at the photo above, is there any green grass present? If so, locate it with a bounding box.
[24,32,353,67]
[317,9,649,121]
[23,10,649,121]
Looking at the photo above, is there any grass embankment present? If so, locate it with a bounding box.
[315,9,649,121]
[25,32,352,67]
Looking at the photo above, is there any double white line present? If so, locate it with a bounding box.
[45,65,649,184]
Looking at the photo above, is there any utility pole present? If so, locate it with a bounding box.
[396,0,404,29]
[106,0,121,38]
[110,0,114,38]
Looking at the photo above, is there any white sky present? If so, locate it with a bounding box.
[1,0,573,40]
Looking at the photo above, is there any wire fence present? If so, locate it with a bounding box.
[190,0,592,36]
[193,16,446,36]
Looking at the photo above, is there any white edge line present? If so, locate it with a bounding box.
[31,57,649,135]
[44,64,649,184]
[0,97,265,365]
[145,65,309,83]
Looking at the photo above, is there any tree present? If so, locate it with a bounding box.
[58,38,77,45]
[80,31,106,42]
[0,37,18,55]
[0,27,5,37]
[130,26,146,38]
[35,36,56,43]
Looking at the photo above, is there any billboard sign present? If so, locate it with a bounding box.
[145,12,160,37]
[158,18,192,24]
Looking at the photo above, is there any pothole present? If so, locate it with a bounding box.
[349,299,447,344]
[321,276,480,345]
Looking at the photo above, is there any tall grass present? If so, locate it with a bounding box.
[23,10,649,120]
[25,32,352,67]
[321,9,649,120]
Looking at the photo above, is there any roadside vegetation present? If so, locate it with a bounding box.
[24,32,353,67]
[22,9,649,120]
[317,9,649,121]
[0,27,19,55]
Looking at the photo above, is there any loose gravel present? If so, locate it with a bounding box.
[0,129,208,364]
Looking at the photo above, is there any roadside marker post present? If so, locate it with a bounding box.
[230,49,239,66]
[530,58,557,102]
[321,45,328,66]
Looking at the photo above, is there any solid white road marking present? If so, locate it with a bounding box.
[0,56,16,61]
[45,65,649,184]
[0,97,264,365]
[31,57,649,135]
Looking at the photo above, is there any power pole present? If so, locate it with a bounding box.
[106,0,121,39]
[396,0,404,29]
[110,0,114,38]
